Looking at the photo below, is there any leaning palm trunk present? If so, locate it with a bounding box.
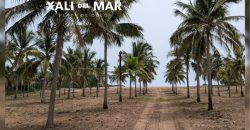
[196,70,200,103]
[206,33,213,111]
[45,17,64,128]
[241,79,244,97]
[103,39,108,109]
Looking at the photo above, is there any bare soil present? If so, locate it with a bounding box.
[5,86,244,130]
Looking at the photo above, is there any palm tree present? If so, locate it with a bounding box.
[110,66,121,94]
[93,59,105,97]
[230,50,245,97]
[6,28,38,99]
[191,61,202,102]
[212,51,223,97]
[35,24,56,103]
[5,0,100,127]
[184,53,191,98]
[110,65,127,94]
[123,41,158,97]
[164,58,185,95]
[79,48,96,97]
[131,42,158,95]
[171,0,243,110]
[223,57,235,97]
[124,55,140,98]
[82,6,143,109]
[61,48,75,99]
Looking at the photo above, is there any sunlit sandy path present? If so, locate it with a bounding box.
[133,88,178,130]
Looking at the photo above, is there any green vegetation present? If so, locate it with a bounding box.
[4,0,245,129]
[167,0,244,110]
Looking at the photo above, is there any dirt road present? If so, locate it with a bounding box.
[6,87,244,130]
[133,88,191,130]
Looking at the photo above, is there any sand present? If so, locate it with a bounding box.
[5,86,244,130]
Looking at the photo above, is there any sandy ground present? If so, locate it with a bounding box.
[5,86,244,130]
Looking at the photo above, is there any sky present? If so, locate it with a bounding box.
[6,0,245,87]
[84,0,245,87]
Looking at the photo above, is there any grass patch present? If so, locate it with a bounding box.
[135,96,170,103]
[155,97,169,102]
[135,96,154,102]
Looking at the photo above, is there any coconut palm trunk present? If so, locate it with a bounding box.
[135,76,137,97]
[206,33,213,111]
[186,61,190,98]
[129,76,132,98]
[27,83,29,97]
[15,75,19,99]
[217,81,220,97]
[21,79,24,98]
[175,84,177,95]
[96,79,99,97]
[117,80,119,94]
[196,70,200,103]
[82,80,85,97]
[172,84,174,93]
[68,80,72,99]
[143,82,145,95]
[58,79,62,97]
[64,86,66,95]
[139,80,142,96]
[45,17,64,128]
[103,39,108,109]
[241,79,244,97]
[119,53,122,102]
[205,80,207,94]
[58,86,61,98]
[41,67,47,103]
[73,83,75,97]
[90,87,92,95]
